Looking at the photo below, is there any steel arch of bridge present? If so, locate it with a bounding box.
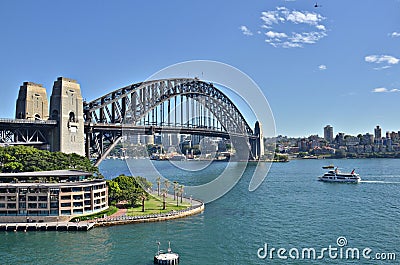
[84,78,255,165]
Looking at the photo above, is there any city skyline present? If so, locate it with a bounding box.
[286,124,400,139]
[0,1,399,137]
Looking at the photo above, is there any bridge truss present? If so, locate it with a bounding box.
[0,119,57,147]
[84,78,256,165]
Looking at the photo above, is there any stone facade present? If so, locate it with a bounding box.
[49,77,85,156]
[15,82,49,120]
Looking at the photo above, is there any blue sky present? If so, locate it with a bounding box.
[0,0,399,137]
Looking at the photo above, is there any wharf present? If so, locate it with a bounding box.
[0,221,95,232]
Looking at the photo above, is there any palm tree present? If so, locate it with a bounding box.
[175,186,180,206]
[164,180,170,195]
[156,176,161,196]
[173,181,179,200]
[140,192,147,212]
[179,185,184,203]
[161,188,167,210]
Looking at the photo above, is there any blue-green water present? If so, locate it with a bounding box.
[1,159,399,264]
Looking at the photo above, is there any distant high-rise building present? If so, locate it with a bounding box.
[374,125,382,145]
[361,133,374,145]
[324,125,334,143]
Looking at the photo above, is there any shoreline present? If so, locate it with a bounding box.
[0,197,205,231]
[94,202,205,227]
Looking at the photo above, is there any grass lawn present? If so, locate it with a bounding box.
[71,206,118,221]
[126,195,190,216]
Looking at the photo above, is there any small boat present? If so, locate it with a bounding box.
[154,242,180,265]
[319,168,361,183]
[322,164,335,169]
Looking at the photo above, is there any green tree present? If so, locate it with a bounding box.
[334,149,346,158]
[156,176,161,196]
[0,146,98,174]
[139,192,147,212]
[2,161,24,173]
[107,180,122,205]
[108,175,149,207]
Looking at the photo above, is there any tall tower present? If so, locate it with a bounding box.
[374,125,382,145]
[324,125,333,143]
[252,121,264,159]
[49,77,85,156]
[15,82,49,120]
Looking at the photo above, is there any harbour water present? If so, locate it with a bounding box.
[1,159,399,264]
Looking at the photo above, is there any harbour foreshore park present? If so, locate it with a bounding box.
[0,77,211,230]
[0,166,204,231]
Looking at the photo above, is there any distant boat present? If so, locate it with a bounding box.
[322,164,335,169]
[319,168,361,183]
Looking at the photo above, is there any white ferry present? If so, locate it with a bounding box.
[319,168,361,183]
[154,242,179,265]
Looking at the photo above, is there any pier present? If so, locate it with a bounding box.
[0,221,95,232]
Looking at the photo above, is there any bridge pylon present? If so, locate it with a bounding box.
[250,121,264,160]
[49,77,85,156]
[15,82,49,120]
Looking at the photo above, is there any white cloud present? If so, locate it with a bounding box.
[239,25,253,36]
[258,7,327,48]
[289,31,327,44]
[260,11,280,27]
[286,10,324,25]
[372,87,400,93]
[373,65,392,70]
[265,31,288,38]
[390,32,400,37]
[318,64,327,70]
[281,42,302,48]
[365,55,399,65]
[372,88,388,93]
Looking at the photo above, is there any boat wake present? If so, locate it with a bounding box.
[360,180,400,184]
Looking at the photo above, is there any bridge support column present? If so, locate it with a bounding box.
[49,77,85,156]
[250,121,264,160]
[15,82,49,120]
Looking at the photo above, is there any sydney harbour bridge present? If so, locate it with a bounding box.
[0,77,264,165]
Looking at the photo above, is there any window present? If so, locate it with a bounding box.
[61,210,71,215]
[73,202,83,207]
[38,196,47,201]
[28,203,37,209]
[69,112,76,122]
[38,203,47,209]
[7,203,16,209]
[28,196,37,201]
[73,195,83,200]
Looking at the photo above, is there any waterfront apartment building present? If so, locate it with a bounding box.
[0,170,108,222]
